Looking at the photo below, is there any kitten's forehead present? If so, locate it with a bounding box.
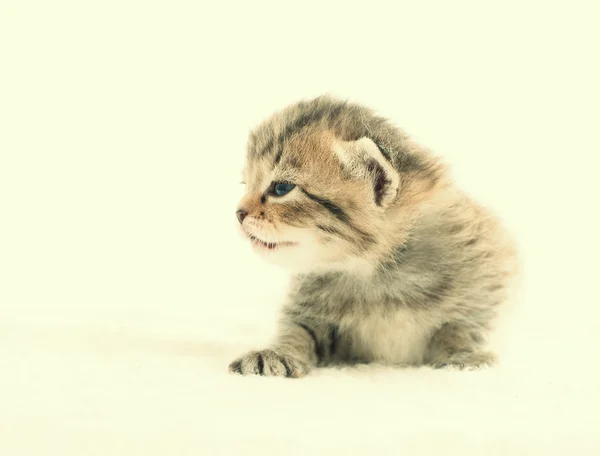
[246,129,341,186]
[246,96,353,175]
[243,157,271,192]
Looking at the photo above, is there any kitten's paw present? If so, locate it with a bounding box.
[228,349,310,378]
[431,351,496,370]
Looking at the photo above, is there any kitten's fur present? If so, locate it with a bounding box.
[230,95,518,377]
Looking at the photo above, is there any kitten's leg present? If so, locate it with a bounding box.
[229,319,338,378]
[425,322,496,370]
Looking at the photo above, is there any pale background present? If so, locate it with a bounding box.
[1,1,599,454]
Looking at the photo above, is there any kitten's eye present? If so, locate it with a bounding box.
[272,182,296,197]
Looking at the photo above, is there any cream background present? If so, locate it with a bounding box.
[1,1,599,454]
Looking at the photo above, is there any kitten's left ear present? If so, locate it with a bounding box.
[334,137,400,207]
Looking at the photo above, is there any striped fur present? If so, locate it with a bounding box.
[230,95,519,377]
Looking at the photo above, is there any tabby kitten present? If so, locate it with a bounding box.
[229,95,518,377]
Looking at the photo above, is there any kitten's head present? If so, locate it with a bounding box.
[236,96,443,273]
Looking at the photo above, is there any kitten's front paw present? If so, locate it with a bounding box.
[228,349,310,378]
[432,351,496,370]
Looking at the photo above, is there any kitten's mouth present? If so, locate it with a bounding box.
[244,232,297,251]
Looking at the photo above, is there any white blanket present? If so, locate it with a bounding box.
[2,298,598,455]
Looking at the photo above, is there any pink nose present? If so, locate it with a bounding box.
[236,210,248,224]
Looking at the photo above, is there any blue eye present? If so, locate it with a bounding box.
[272,182,296,196]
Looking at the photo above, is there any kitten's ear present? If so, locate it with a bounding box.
[334,137,400,207]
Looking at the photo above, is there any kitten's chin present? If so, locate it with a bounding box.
[243,228,364,274]
[253,244,328,273]
[255,245,373,275]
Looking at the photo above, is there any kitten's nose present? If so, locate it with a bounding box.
[236,209,248,224]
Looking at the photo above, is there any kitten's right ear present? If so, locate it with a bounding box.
[334,137,400,207]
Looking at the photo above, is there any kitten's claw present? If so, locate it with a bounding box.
[431,351,496,370]
[228,349,310,378]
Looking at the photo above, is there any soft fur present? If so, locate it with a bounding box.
[229,95,518,377]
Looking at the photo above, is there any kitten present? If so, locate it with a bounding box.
[229,95,519,377]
